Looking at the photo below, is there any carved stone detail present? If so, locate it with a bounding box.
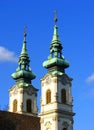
[62,121,69,128]
[54,79,57,83]
[41,82,44,87]
[52,116,57,121]
[45,121,52,129]
[20,102,23,111]
[52,116,59,121]
[54,92,58,102]
[40,118,44,124]
[70,119,74,124]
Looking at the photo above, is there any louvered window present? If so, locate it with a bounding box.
[61,89,66,104]
[46,89,51,104]
[27,99,32,113]
[13,99,17,112]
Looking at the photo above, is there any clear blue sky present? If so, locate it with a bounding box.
[0,0,94,130]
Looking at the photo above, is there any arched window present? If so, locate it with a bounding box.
[63,128,67,130]
[46,89,51,104]
[61,89,66,103]
[27,99,32,113]
[13,99,17,112]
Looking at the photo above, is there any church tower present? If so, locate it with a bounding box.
[8,27,38,116]
[40,15,75,130]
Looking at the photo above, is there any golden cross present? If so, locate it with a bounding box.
[24,25,27,37]
[54,10,58,24]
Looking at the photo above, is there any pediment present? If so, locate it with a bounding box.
[61,74,73,85]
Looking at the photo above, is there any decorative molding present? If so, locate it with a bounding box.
[54,92,58,102]
[8,85,16,91]
[70,119,74,124]
[52,116,59,121]
[27,90,32,95]
[40,97,42,105]
[45,121,52,128]
[10,93,12,97]
[62,121,69,128]
[20,102,23,112]
[69,96,73,104]
[54,79,57,83]
[41,74,52,81]
[52,116,57,121]
[40,109,75,116]
[45,76,51,84]
[20,90,24,94]
[41,82,44,87]
[60,74,73,86]
[40,118,44,124]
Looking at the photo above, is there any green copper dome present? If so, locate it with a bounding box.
[11,30,36,86]
[43,23,69,75]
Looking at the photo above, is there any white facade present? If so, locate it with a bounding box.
[8,85,38,116]
[40,74,74,130]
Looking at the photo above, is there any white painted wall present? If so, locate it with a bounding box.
[8,85,38,116]
[40,74,74,130]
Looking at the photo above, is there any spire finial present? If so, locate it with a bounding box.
[24,25,27,38]
[54,10,58,25]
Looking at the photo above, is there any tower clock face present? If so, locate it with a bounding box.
[62,77,67,85]
[13,87,18,94]
[46,76,51,83]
